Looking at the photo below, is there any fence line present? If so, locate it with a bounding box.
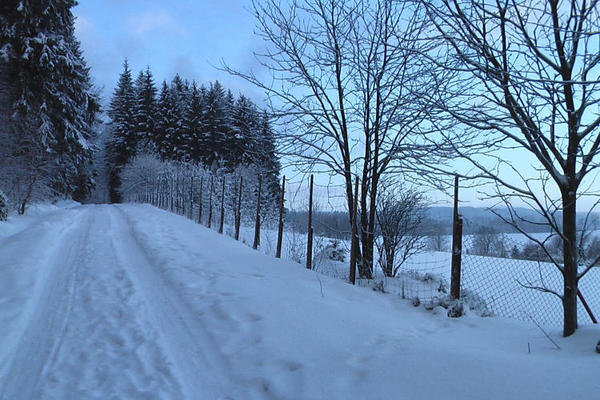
[124,167,600,329]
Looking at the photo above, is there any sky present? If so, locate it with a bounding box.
[71,1,598,213]
[73,0,264,106]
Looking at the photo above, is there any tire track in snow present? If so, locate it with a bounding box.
[1,206,186,399]
[37,205,184,399]
[109,205,242,400]
[0,208,91,400]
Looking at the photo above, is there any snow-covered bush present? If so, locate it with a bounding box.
[447,299,464,318]
[319,240,346,262]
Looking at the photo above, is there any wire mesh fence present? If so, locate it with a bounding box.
[122,164,600,329]
[458,226,600,328]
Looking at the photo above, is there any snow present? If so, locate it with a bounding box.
[0,203,599,399]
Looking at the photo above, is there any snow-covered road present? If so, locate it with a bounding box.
[0,204,598,399]
[1,205,226,399]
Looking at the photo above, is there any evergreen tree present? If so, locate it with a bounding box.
[170,74,190,160]
[133,66,157,149]
[256,112,281,206]
[201,81,229,169]
[106,59,136,203]
[154,80,178,160]
[0,0,99,207]
[183,82,204,162]
[232,95,259,168]
[220,89,238,168]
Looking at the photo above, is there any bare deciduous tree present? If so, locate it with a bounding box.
[469,226,507,258]
[224,0,434,278]
[420,0,600,336]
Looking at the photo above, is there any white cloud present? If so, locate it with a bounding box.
[74,15,94,38]
[127,10,186,36]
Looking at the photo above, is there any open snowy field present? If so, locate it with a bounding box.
[0,203,599,399]
[233,221,600,328]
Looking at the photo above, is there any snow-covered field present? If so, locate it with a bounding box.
[1,203,599,399]
[231,222,600,329]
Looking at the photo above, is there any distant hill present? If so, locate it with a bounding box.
[425,206,598,235]
[284,207,599,238]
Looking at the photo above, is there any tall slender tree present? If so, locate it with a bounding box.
[201,81,229,168]
[107,59,136,203]
[232,95,259,168]
[133,66,157,149]
[154,80,178,160]
[183,82,204,162]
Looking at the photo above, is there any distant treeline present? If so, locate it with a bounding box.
[283,208,600,238]
[284,210,451,238]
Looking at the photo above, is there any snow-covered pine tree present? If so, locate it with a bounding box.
[154,80,178,160]
[255,112,281,221]
[201,81,229,169]
[0,0,99,208]
[183,82,204,162]
[233,95,259,168]
[107,59,136,203]
[220,89,238,168]
[170,74,190,160]
[240,108,280,203]
[133,66,157,150]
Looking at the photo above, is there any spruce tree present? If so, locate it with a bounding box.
[256,112,281,207]
[201,81,228,169]
[0,0,99,206]
[154,80,178,160]
[183,82,204,162]
[170,74,190,160]
[221,89,238,168]
[106,59,136,203]
[133,66,157,150]
[232,95,259,168]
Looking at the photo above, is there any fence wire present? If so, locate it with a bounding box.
[125,167,600,329]
[458,225,600,328]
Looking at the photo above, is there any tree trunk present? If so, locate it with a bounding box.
[360,234,374,279]
[19,175,36,215]
[359,177,373,279]
[385,247,394,278]
[562,189,578,337]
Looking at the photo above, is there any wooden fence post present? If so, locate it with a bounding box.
[219,176,226,234]
[176,174,181,214]
[577,289,598,324]
[349,176,359,284]
[197,176,203,224]
[208,175,214,229]
[253,175,262,250]
[169,177,174,212]
[450,175,463,300]
[306,174,314,269]
[189,175,194,219]
[276,176,286,258]
[235,175,243,240]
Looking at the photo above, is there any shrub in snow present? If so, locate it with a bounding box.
[596,340,600,354]
[313,240,346,265]
[0,190,8,221]
[372,280,385,293]
[447,300,464,318]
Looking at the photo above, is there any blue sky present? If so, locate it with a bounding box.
[71,1,599,212]
[73,0,264,105]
